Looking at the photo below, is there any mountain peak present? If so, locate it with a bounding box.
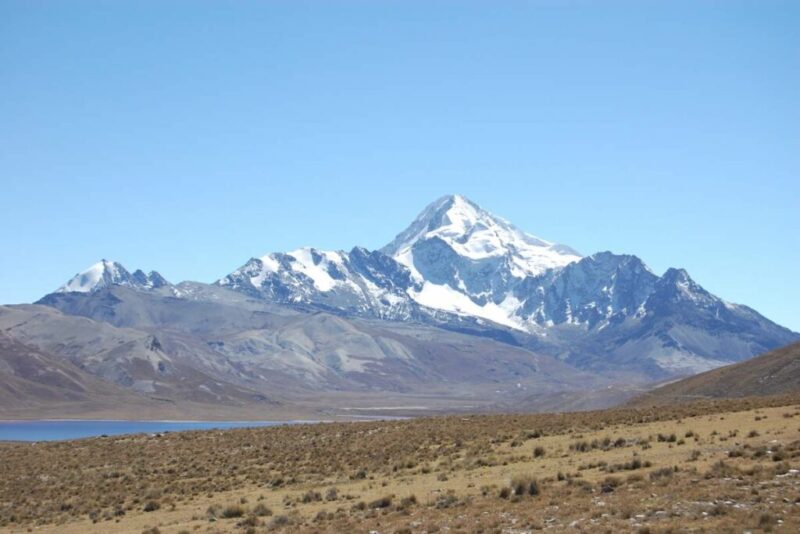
[55,260,169,294]
[662,267,691,282]
[431,193,481,216]
[380,195,478,257]
[382,194,581,278]
[56,260,127,293]
[658,267,704,296]
[645,266,720,311]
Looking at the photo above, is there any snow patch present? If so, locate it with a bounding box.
[410,282,526,331]
[58,261,113,293]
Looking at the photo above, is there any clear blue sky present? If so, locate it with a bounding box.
[1,1,798,331]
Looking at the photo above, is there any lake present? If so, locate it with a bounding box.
[0,420,295,442]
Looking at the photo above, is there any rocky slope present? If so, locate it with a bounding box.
[24,283,605,418]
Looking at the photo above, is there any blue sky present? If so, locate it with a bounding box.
[1,1,798,331]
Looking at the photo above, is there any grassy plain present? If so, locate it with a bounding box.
[2,395,800,533]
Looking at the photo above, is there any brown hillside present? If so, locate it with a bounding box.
[631,341,800,406]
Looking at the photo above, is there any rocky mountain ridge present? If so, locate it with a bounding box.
[212,195,797,377]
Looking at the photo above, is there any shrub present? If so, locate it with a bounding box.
[600,477,622,493]
[649,467,674,481]
[435,493,459,508]
[369,495,393,509]
[706,460,737,478]
[511,476,540,496]
[301,490,322,503]
[314,510,330,522]
[604,457,650,473]
[759,512,777,530]
[570,440,587,452]
[206,504,222,518]
[533,446,546,458]
[143,501,160,512]
[252,503,272,517]
[220,505,245,519]
[399,495,417,509]
[238,515,259,527]
[268,515,291,528]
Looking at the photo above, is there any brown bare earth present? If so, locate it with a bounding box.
[632,342,800,407]
[2,395,800,533]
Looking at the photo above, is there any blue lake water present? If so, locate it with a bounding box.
[0,420,293,442]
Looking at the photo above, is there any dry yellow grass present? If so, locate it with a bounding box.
[2,394,800,533]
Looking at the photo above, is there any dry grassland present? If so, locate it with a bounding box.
[2,395,800,533]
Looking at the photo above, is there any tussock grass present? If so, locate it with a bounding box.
[1,394,799,532]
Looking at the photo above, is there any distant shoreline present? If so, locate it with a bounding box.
[0,419,305,443]
[0,418,316,424]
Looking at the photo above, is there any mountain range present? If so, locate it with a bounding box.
[2,194,796,419]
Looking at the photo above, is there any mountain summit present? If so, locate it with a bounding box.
[56,260,169,293]
[379,194,582,328]
[382,194,581,278]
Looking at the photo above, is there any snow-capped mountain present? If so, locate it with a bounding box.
[383,194,581,278]
[518,255,798,377]
[513,252,658,328]
[217,246,419,320]
[207,194,798,376]
[46,195,798,379]
[217,195,587,331]
[214,195,727,337]
[56,260,169,293]
[380,194,582,329]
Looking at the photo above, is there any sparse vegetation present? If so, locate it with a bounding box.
[0,394,798,532]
